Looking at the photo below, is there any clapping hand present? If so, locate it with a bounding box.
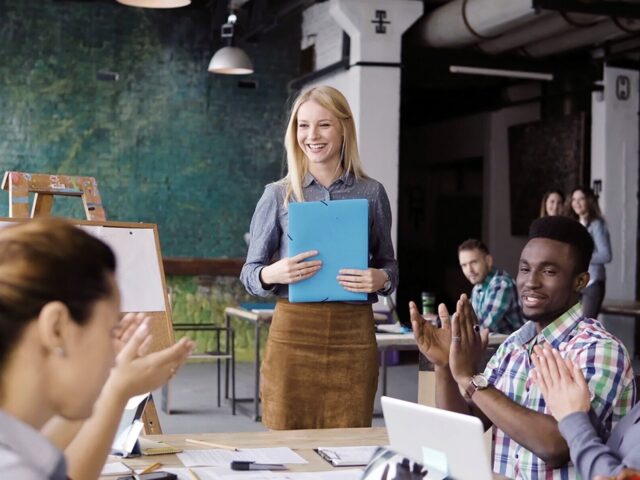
[531,343,590,421]
[448,294,489,384]
[410,301,452,367]
[108,315,194,400]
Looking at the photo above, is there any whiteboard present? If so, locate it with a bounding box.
[0,219,167,313]
[80,225,165,312]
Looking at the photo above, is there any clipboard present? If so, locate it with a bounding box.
[288,199,368,302]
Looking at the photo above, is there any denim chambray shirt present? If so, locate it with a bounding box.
[240,171,398,303]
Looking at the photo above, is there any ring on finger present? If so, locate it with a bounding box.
[452,336,461,342]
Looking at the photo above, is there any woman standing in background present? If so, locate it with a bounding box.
[539,189,565,217]
[240,85,398,430]
[568,186,612,318]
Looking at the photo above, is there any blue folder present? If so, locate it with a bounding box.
[288,199,368,302]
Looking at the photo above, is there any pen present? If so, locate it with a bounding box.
[140,462,162,474]
[185,438,239,451]
[187,468,201,480]
[230,460,287,471]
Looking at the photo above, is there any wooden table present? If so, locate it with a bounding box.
[102,427,508,479]
[223,306,419,421]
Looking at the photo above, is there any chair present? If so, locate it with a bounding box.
[161,323,235,414]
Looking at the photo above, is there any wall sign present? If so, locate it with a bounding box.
[372,10,390,34]
[616,75,631,101]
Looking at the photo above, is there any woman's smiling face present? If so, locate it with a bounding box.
[296,100,343,169]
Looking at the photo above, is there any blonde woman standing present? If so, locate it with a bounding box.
[240,86,398,430]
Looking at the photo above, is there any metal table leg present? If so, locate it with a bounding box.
[254,322,261,421]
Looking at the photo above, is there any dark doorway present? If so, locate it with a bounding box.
[397,156,483,324]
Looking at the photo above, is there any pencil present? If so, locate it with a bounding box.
[187,468,201,480]
[140,462,162,474]
[185,438,239,451]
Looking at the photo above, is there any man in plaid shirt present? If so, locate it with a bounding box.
[458,239,524,334]
[411,216,635,480]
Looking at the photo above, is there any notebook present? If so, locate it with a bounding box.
[381,396,493,480]
[288,199,368,302]
[139,437,183,456]
[315,445,380,466]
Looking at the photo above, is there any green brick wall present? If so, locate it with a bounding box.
[0,0,299,258]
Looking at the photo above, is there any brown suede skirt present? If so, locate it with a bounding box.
[260,298,378,430]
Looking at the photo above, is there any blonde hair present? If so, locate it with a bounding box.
[281,85,367,204]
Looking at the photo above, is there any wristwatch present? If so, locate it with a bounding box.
[465,374,489,399]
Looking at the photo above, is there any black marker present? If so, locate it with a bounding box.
[230,460,287,471]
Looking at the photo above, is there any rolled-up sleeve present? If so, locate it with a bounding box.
[590,219,612,265]
[370,183,398,295]
[240,185,282,297]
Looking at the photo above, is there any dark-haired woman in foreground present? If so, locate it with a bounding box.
[0,218,192,479]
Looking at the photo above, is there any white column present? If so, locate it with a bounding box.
[591,66,639,355]
[304,0,423,253]
[591,66,639,301]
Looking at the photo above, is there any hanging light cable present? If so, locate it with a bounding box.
[208,12,254,75]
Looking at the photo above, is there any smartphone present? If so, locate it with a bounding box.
[117,473,177,480]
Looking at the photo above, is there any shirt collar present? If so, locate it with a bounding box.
[302,170,355,188]
[0,409,66,479]
[478,268,498,290]
[512,302,583,347]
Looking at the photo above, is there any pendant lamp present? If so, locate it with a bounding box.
[208,13,254,75]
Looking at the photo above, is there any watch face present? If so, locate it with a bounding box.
[473,374,489,388]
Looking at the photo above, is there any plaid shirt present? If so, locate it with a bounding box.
[472,268,524,334]
[484,303,636,480]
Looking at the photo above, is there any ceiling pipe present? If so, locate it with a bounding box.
[522,17,640,57]
[416,0,543,48]
[478,12,604,54]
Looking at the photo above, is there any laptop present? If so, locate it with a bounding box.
[381,396,493,480]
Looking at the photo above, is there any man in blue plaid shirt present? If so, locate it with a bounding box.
[458,239,524,334]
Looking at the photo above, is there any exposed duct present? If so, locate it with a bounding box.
[522,17,640,57]
[478,13,604,54]
[416,0,543,48]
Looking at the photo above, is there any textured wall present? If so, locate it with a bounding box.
[0,0,299,257]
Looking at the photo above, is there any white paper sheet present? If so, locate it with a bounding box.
[100,461,132,476]
[163,467,277,480]
[177,447,307,467]
[271,471,363,480]
[164,468,362,480]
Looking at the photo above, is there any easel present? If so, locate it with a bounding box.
[1,171,165,434]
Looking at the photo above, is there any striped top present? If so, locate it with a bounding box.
[484,303,636,480]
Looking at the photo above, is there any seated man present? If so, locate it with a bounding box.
[412,216,635,479]
[458,238,523,334]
